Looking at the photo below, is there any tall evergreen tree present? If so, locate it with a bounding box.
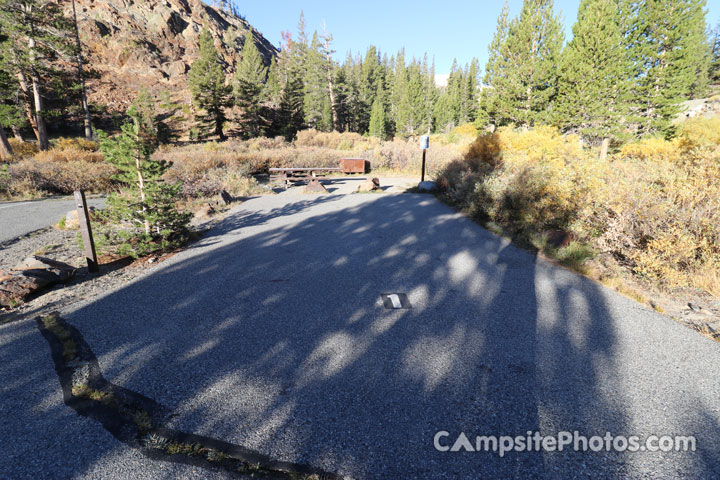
[391,48,407,134]
[0,27,23,150]
[234,34,267,138]
[188,29,233,139]
[479,1,510,127]
[0,0,75,150]
[554,0,633,144]
[463,58,480,123]
[711,22,720,83]
[484,0,564,128]
[303,31,331,130]
[636,0,709,135]
[368,83,388,138]
[320,26,339,131]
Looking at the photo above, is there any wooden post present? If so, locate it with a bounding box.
[74,190,99,273]
[421,149,427,182]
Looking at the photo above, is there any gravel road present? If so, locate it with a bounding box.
[0,196,105,244]
[2,190,719,479]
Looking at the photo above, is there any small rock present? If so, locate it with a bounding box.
[688,302,701,311]
[357,177,380,192]
[417,180,437,192]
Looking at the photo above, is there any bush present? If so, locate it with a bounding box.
[52,137,100,152]
[453,123,479,137]
[8,158,116,195]
[676,117,720,151]
[620,137,680,161]
[437,124,720,294]
[294,129,366,149]
[7,139,38,159]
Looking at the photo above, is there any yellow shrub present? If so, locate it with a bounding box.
[34,148,105,163]
[676,117,720,150]
[438,124,720,295]
[7,139,38,159]
[52,137,99,152]
[619,137,680,161]
[453,123,479,137]
[497,125,585,166]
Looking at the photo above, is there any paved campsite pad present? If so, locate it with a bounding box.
[3,192,720,478]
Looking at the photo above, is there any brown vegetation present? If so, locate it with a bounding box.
[437,118,720,297]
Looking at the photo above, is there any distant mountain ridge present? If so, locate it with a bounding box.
[65,0,278,113]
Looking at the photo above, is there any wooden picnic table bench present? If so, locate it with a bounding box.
[269,167,343,189]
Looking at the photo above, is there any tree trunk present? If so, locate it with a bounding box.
[321,33,339,131]
[11,126,23,141]
[27,37,49,150]
[72,0,93,140]
[135,152,151,235]
[215,112,226,140]
[16,70,42,145]
[0,124,13,158]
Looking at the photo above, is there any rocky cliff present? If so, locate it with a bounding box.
[66,0,278,112]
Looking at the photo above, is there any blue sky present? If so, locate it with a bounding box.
[236,1,720,75]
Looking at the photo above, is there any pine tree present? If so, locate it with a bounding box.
[263,57,282,105]
[433,92,456,133]
[479,1,510,127]
[0,0,75,150]
[188,29,232,140]
[484,0,564,128]
[358,46,381,132]
[70,0,92,140]
[234,34,267,138]
[303,31,331,130]
[554,0,633,144]
[636,0,709,135]
[391,49,407,134]
[278,75,304,140]
[711,23,720,83]
[368,83,388,139]
[464,58,480,123]
[97,95,190,257]
[0,31,22,153]
[446,59,463,127]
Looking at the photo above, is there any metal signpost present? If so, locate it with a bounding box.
[74,190,99,273]
[420,135,429,182]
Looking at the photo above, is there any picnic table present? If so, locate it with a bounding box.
[269,167,342,189]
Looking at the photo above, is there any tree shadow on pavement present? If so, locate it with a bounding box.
[13,193,720,479]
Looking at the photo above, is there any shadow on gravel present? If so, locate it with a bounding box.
[33,194,720,478]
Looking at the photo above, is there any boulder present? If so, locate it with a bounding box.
[417,180,437,192]
[357,177,381,192]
